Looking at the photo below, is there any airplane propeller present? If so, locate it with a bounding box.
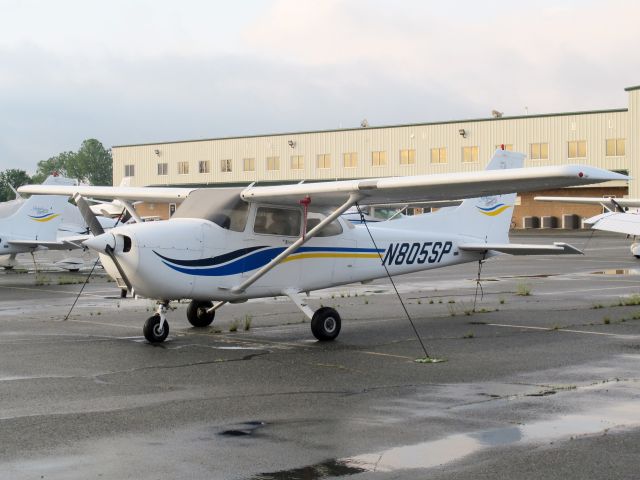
[73,194,133,292]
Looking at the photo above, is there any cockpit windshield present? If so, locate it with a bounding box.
[173,188,249,232]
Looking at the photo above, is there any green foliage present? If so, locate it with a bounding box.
[0,169,32,201]
[31,139,112,185]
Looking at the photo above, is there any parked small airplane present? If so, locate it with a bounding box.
[20,150,625,343]
[0,175,120,269]
[535,196,640,256]
[0,194,69,258]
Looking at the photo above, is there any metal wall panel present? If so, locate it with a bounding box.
[113,109,630,190]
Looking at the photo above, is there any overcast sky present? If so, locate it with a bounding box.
[1,0,639,174]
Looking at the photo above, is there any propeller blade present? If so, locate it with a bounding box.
[73,193,105,236]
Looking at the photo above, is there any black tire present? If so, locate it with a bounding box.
[311,307,341,341]
[186,300,215,327]
[143,314,169,343]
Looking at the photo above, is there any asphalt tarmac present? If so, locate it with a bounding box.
[1,231,640,479]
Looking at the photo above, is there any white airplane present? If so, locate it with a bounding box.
[0,194,70,258]
[535,195,640,257]
[0,175,121,269]
[20,150,625,343]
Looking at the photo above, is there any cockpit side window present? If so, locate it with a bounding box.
[173,188,249,232]
[306,212,343,237]
[254,207,301,236]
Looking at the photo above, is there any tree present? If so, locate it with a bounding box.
[31,151,74,184]
[72,139,113,186]
[0,169,32,202]
[31,139,113,186]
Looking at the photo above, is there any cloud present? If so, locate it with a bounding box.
[0,0,638,173]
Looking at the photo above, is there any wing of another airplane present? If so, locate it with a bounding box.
[459,242,582,255]
[582,212,640,236]
[535,196,640,211]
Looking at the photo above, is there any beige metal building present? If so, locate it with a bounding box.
[113,85,640,226]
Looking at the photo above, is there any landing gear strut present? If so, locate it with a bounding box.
[284,289,342,341]
[143,301,170,343]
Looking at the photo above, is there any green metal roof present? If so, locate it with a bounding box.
[624,85,640,91]
[112,107,628,149]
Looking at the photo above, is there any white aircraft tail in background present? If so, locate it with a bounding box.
[0,194,69,254]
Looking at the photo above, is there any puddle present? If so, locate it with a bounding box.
[220,421,266,437]
[590,269,640,276]
[251,400,640,478]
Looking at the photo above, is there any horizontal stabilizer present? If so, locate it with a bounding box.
[8,238,86,250]
[459,242,582,255]
[584,212,640,236]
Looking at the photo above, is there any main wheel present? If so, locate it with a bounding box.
[186,300,215,327]
[311,307,341,341]
[143,314,169,343]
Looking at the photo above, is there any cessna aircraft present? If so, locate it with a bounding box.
[0,175,119,269]
[0,194,70,257]
[535,196,640,257]
[20,149,626,343]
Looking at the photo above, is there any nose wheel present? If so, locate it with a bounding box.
[143,302,170,343]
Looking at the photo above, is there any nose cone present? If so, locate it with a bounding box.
[83,233,115,253]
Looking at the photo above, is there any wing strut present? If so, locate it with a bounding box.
[230,193,363,294]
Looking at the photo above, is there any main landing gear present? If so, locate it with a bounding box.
[142,295,343,344]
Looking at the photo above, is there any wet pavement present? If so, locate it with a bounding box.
[1,232,640,479]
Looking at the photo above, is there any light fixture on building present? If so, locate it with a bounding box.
[458,128,466,138]
[154,149,160,156]
[288,140,296,148]
[491,110,503,118]
[360,118,369,128]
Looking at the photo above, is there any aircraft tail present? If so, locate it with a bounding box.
[0,194,68,240]
[384,149,525,243]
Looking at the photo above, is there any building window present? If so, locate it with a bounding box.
[198,160,210,174]
[400,149,416,165]
[291,155,304,170]
[343,152,358,168]
[157,163,168,175]
[371,151,387,166]
[243,158,255,172]
[317,153,331,169]
[221,159,233,173]
[495,144,513,151]
[430,147,447,164]
[178,161,189,175]
[606,138,625,156]
[266,156,280,171]
[568,140,586,158]
[462,146,479,163]
[530,143,549,160]
[124,164,135,176]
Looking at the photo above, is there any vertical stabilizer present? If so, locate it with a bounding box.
[382,149,524,243]
[0,195,69,241]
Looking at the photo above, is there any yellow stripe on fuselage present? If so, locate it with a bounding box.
[31,214,60,222]
[478,205,511,217]
[282,253,381,263]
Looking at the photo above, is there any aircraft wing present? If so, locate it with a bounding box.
[535,196,640,211]
[241,166,627,207]
[459,242,582,255]
[583,212,640,236]
[17,185,196,203]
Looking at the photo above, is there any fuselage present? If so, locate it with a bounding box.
[93,205,487,301]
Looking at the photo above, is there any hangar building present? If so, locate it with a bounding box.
[112,85,640,227]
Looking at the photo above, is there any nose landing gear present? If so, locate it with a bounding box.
[143,301,170,343]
